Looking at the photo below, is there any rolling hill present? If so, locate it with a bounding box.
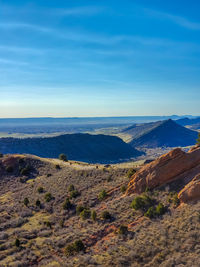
[127,119,198,148]
[0,133,142,163]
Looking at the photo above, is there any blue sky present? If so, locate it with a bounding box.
[0,0,200,117]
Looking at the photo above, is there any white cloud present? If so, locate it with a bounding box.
[145,8,200,30]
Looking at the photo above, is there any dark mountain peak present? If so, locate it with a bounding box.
[129,119,198,148]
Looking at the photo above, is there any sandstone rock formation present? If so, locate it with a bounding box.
[178,174,200,203]
[126,146,200,194]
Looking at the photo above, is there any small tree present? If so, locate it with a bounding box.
[63,198,72,210]
[80,209,91,220]
[45,193,53,202]
[59,153,68,162]
[98,189,107,201]
[24,197,29,206]
[37,187,44,194]
[101,210,111,220]
[15,238,20,247]
[91,210,97,221]
[36,199,41,208]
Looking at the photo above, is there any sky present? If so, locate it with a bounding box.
[0,0,200,117]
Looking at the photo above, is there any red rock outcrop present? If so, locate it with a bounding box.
[126,146,200,194]
[178,174,200,203]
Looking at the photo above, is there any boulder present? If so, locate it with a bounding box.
[126,147,200,194]
[178,174,200,203]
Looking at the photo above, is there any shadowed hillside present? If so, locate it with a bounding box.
[0,133,142,163]
[128,119,198,148]
[176,117,200,130]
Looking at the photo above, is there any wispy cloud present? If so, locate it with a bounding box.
[145,9,200,30]
[0,58,28,66]
[52,6,104,17]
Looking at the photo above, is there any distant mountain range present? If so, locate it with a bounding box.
[0,133,142,163]
[123,119,198,148]
[176,117,200,130]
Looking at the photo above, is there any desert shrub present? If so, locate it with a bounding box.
[70,190,80,199]
[55,164,61,170]
[144,207,156,219]
[131,194,154,211]
[59,153,68,162]
[155,203,166,216]
[91,210,97,221]
[80,209,91,220]
[76,205,85,215]
[37,187,44,193]
[47,173,52,177]
[120,185,127,193]
[36,199,41,208]
[15,238,20,247]
[168,192,180,207]
[98,189,107,201]
[24,197,29,206]
[59,218,64,228]
[6,166,14,173]
[127,168,136,179]
[101,210,111,220]
[63,198,72,210]
[65,240,85,256]
[68,184,75,192]
[118,225,128,235]
[45,193,53,202]
[20,165,31,176]
[145,203,166,219]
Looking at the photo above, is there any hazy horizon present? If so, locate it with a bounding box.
[1,0,200,117]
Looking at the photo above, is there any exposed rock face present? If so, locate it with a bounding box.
[178,174,200,203]
[126,147,200,194]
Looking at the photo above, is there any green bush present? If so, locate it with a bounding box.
[68,184,75,192]
[118,225,128,235]
[76,205,85,215]
[131,194,154,211]
[144,206,156,219]
[65,240,85,256]
[168,192,180,207]
[55,164,61,170]
[155,203,166,216]
[91,210,97,221]
[120,185,127,193]
[59,153,68,162]
[80,209,91,220]
[101,210,111,220]
[37,187,44,194]
[70,190,80,199]
[127,168,136,179]
[15,238,20,247]
[20,165,31,176]
[36,199,41,208]
[24,197,29,206]
[45,193,53,202]
[98,189,107,201]
[63,198,72,210]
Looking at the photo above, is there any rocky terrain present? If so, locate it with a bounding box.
[0,145,200,266]
[127,119,198,148]
[0,133,142,164]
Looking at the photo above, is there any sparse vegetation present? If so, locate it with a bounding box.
[44,192,53,202]
[36,199,41,208]
[91,210,97,221]
[98,189,107,201]
[101,210,111,220]
[65,240,85,256]
[63,198,72,210]
[131,194,154,211]
[120,185,127,193]
[24,197,29,206]
[20,165,31,176]
[15,238,20,248]
[59,153,68,162]
[37,186,44,193]
[127,168,136,179]
[80,209,91,220]
[118,225,128,235]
